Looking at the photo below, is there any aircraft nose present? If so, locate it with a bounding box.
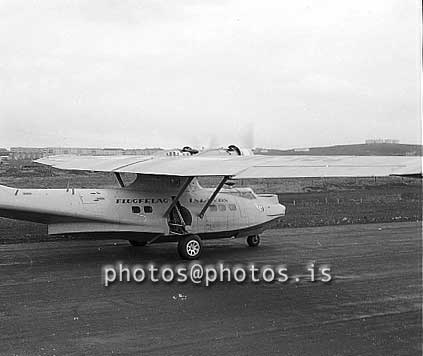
[276,204,286,216]
[257,194,286,217]
[266,203,286,217]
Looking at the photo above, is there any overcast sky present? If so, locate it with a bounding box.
[0,0,421,149]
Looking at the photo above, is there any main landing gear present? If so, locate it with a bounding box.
[247,235,260,247]
[130,234,258,259]
[178,234,203,260]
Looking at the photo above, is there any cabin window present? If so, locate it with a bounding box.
[132,206,141,214]
[218,204,226,211]
[229,204,237,211]
[144,206,153,213]
[209,205,217,212]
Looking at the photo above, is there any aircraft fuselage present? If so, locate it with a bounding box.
[0,177,286,243]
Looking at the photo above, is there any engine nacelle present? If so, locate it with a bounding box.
[181,146,199,155]
[197,145,254,157]
[227,145,254,156]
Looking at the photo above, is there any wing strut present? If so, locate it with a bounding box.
[114,172,125,187]
[163,176,194,218]
[199,176,229,218]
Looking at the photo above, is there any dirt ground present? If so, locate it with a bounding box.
[1,222,421,355]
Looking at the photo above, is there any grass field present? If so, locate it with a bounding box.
[0,165,421,243]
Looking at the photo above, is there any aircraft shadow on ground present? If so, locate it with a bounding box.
[34,239,278,266]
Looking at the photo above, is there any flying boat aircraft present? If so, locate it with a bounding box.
[0,145,420,259]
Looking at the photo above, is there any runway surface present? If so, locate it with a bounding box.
[0,222,421,356]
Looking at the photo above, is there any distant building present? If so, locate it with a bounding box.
[123,148,162,155]
[9,147,162,160]
[293,147,310,152]
[10,147,47,160]
[365,139,399,144]
[253,148,268,153]
[43,147,125,156]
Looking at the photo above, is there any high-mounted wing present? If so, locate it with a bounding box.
[35,154,422,178]
[36,155,156,172]
[36,154,259,176]
[232,155,422,178]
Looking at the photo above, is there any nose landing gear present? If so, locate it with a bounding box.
[246,235,260,247]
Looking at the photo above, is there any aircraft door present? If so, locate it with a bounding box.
[79,191,107,215]
[203,205,217,232]
[201,202,230,232]
[235,197,249,226]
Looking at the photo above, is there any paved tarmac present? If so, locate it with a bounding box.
[0,222,421,356]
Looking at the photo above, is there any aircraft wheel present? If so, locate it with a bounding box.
[178,234,203,260]
[247,235,260,247]
[129,240,147,247]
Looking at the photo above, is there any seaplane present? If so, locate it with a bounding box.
[0,145,420,259]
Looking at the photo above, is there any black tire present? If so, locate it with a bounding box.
[247,235,260,247]
[129,240,147,247]
[178,234,203,260]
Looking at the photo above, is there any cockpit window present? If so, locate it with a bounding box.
[144,206,153,213]
[240,192,256,200]
[209,205,217,212]
[229,204,237,211]
[218,204,226,211]
[224,189,256,200]
[132,206,141,214]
